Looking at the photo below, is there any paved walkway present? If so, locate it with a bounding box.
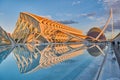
[74,44,120,80]
[112,44,120,67]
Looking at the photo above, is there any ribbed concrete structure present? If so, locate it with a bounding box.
[12,12,87,73]
[12,12,86,44]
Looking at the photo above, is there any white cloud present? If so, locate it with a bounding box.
[103,0,119,3]
[72,1,81,6]
[96,17,107,25]
[41,15,52,19]
[88,16,95,20]
[103,0,120,20]
[79,13,87,16]
[78,12,96,20]
[56,13,73,17]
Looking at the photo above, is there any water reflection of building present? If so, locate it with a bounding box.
[0,27,14,64]
[13,43,85,73]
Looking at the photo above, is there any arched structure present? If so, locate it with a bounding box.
[12,12,86,44]
[12,12,87,73]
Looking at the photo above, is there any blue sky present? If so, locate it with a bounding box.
[0,0,119,34]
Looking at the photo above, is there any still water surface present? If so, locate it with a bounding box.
[0,50,97,80]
